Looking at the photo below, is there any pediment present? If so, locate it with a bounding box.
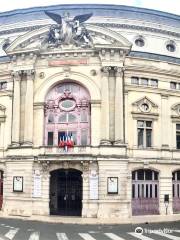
[5,24,131,54]
[0,104,6,112]
[132,96,158,114]
[171,103,180,117]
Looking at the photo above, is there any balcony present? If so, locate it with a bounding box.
[6,144,127,158]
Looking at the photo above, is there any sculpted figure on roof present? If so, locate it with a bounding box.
[44,11,93,48]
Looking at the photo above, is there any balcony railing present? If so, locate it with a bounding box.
[44,145,90,154]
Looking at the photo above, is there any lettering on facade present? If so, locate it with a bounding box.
[48,59,88,66]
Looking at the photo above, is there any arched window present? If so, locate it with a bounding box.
[44,82,90,146]
[132,169,159,216]
[172,170,180,213]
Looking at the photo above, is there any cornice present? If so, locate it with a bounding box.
[0,22,180,39]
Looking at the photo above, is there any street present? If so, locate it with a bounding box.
[0,218,179,240]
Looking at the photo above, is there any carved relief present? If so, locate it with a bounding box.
[44,11,93,48]
[171,103,180,120]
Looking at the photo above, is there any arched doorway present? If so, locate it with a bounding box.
[173,170,180,213]
[50,169,82,216]
[0,171,3,209]
[132,169,159,215]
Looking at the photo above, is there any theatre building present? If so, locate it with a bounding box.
[0,4,179,219]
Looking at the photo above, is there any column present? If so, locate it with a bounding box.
[24,69,35,145]
[100,66,111,145]
[124,90,129,145]
[12,71,21,146]
[109,68,116,142]
[114,67,124,144]
[161,94,169,148]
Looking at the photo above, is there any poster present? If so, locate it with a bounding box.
[13,176,23,192]
[107,177,118,194]
[33,175,42,198]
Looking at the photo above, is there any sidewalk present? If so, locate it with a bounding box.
[0,211,180,224]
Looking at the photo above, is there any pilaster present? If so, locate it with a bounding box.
[24,69,35,145]
[11,70,22,146]
[161,94,169,148]
[114,67,124,144]
[100,66,111,145]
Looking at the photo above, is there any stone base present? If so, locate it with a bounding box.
[11,142,20,147]
[97,202,130,218]
[100,139,112,145]
[113,139,124,145]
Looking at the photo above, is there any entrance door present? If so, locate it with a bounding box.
[50,169,82,216]
[132,169,159,215]
[173,171,180,213]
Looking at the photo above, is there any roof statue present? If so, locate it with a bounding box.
[44,11,93,48]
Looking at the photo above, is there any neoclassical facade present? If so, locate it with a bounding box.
[0,4,179,219]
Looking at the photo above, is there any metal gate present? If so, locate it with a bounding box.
[132,169,159,215]
[0,171,3,209]
[173,171,180,213]
[50,169,82,216]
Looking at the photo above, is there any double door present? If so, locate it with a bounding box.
[50,169,82,216]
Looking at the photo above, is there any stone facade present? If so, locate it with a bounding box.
[0,4,179,219]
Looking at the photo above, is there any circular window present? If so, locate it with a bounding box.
[140,103,150,112]
[135,38,145,47]
[166,43,176,52]
[59,99,76,111]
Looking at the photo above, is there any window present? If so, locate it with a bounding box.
[47,132,53,145]
[59,99,76,111]
[0,82,7,90]
[81,129,88,145]
[48,114,54,123]
[150,79,158,87]
[140,103,150,112]
[131,76,139,85]
[45,82,90,146]
[176,124,180,149]
[137,120,152,148]
[170,82,177,89]
[141,78,148,86]
[166,43,176,52]
[81,111,88,122]
[131,77,159,88]
[135,38,145,47]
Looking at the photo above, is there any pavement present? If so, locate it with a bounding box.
[0,212,180,225]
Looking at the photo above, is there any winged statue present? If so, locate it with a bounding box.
[44,11,93,47]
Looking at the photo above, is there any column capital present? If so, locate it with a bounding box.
[101,66,111,75]
[114,67,125,77]
[24,69,35,80]
[11,70,23,81]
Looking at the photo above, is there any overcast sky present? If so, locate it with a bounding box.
[1,0,180,15]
